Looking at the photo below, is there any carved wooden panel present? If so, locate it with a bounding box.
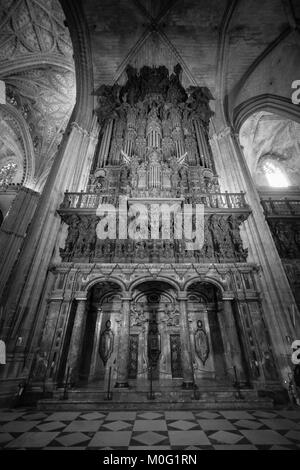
[128,334,139,379]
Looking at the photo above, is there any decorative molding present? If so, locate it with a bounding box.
[0,102,35,186]
[211,125,233,141]
[215,0,240,123]
[99,319,114,365]
[229,27,293,113]
[233,94,300,132]
[0,55,74,77]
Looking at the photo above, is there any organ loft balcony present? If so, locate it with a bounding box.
[57,64,251,264]
[57,186,251,264]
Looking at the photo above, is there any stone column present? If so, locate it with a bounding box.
[40,298,63,353]
[222,298,246,384]
[1,123,93,350]
[217,301,234,379]
[0,4,95,392]
[71,117,99,192]
[115,294,131,388]
[0,187,40,303]
[24,297,62,385]
[209,123,298,384]
[67,298,87,384]
[88,307,103,382]
[178,294,194,389]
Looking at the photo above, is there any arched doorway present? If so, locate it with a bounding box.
[129,280,181,388]
[56,281,123,389]
[187,281,250,388]
[60,278,250,393]
[78,281,123,386]
[187,282,227,386]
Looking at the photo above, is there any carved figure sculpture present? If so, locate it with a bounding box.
[99,320,114,365]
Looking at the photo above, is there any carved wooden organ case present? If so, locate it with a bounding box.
[59,64,251,263]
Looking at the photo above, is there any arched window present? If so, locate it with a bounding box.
[239,111,300,189]
[261,160,289,188]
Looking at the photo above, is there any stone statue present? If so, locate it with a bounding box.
[74,216,90,256]
[99,320,114,366]
[66,215,79,256]
[167,64,187,104]
[121,65,140,105]
[95,83,121,125]
[83,216,97,257]
[186,86,214,124]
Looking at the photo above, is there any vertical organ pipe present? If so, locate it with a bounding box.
[194,120,212,168]
[103,119,113,166]
[97,119,113,168]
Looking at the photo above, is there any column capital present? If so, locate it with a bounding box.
[211,125,235,141]
[222,294,235,301]
[63,294,74,302]
[177,293,188,301]
[48,296,63,303]
[70,121,90,137]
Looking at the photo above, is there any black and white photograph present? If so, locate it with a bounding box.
[0,0,300,461]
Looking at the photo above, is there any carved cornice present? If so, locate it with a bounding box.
[49,261,260,302]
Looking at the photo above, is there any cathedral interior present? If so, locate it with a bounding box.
[0,0,300,421]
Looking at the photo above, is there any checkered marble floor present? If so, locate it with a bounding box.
[1,408,300,450]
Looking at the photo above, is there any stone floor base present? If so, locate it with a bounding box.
[36,386,273,411]
[1,407,300,449]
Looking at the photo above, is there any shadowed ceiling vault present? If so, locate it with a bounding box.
[0,0,76,190]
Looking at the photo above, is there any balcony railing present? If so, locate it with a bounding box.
[60,192,117,210]
[59,190,249,211]
[261,199,300,217]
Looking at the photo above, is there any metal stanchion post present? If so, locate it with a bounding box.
[233,365,243,399]
[62,366,70,400]
[106,366,113,401]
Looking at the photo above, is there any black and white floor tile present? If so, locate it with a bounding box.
[0,408,300,450]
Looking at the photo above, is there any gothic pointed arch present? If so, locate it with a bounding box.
[0,102,35,187]
[0,0,76,191]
